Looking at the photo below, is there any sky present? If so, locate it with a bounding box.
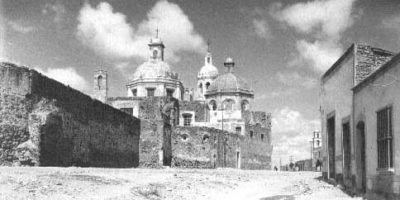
[1,0,400,167]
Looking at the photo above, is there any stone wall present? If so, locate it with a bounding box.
[107,96,179,168]
[139,120,165,167]
[354,44,394,85]
[172,126,240,168]
[0,64,31,165]
[241,123,272,170]
[136,97,178,167]
[179,100,209,122]
[171,125,272,169]
[0,62,140,167]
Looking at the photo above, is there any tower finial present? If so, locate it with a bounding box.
[156,24,159,38]
[207,39,211,52]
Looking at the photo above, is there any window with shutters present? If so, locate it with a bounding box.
[377,106,393,169]
[183,113,192,126]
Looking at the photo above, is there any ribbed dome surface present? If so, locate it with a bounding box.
[131,60,177,80]
[206,72,253,95]
[198,64,218,79]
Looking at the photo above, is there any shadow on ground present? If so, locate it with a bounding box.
[259,195,295,200]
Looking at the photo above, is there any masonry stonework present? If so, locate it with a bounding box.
[171,125,272,170]
[0,62,140,167]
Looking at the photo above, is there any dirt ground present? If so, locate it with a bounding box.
[0,167,361,200]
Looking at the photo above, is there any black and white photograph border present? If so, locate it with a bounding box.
[1,0,400,199]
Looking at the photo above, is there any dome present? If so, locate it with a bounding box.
[206,72,253,96]
[130,60,177,80]
[225,57,234,64]
[198,64,218,78]
[198,51,218,79]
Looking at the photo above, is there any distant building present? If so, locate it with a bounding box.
[320,43,400,199]
[312,130,322,171]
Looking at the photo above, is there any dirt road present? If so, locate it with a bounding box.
[0,167,361,200]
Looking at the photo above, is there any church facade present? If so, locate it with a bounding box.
[94,35,272,169]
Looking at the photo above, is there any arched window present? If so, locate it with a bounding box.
[202,134,210,143]
[223,99,235,111]
[250,131,254,138]
[241,100,249,111]
[97,75,103,89]
[199,83,203,94]
[132,89,137,97]
[209,100,217,111]
[153,50,158,58]
[206,82,210,89]
[207,57,211,64]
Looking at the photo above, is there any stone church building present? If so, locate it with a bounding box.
[0,32,271,169]
[92,35,273,169]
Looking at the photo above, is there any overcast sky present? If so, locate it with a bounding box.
[1,0,400,167]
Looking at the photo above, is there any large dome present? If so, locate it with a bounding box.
[130,60,177,80]
[206,72,253,96]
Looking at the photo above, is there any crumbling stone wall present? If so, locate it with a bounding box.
[0,64,32,166]
[240,111,272,169]
[172,126,219,168]
[172,126,253,169]
[241,123,272,170]
[0,62,140,167]
[172,110,272,169]
[139,119,172,168]
[104,96,179,168]
[136,97,178,167]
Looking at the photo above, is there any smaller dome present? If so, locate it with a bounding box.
[198,52,218,79]
[225,57,234,64]
[206,73,253,96]
[198,64,218,79]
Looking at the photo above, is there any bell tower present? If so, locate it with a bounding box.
[196,40,218,101]
[93,70,108,103]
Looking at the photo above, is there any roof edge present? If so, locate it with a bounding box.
[353,52,400,92]
[321,44,355,81]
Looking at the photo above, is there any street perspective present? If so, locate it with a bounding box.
[0,0,399,199]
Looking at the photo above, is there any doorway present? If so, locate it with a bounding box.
[162,124,172,166]
[327,116,336,179]
[357,122,366,193]
[236,151,241,169]
[342,122,351,184]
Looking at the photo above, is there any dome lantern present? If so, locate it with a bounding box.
[224,57,235,73]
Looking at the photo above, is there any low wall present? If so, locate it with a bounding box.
[0,62,140,167]
[172,126,244,169]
